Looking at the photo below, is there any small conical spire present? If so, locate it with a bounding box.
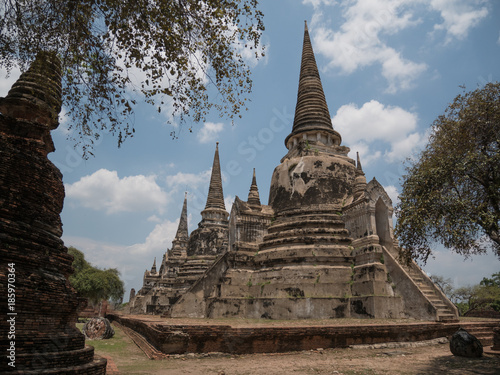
[356,152,364,174]
[204,142,226,211]
[353,152,367,200]
[247,168,262,208]
[285,21,340,148]
[151,257,157,273]
[174,192,189,241]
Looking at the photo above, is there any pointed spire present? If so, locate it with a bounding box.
[151,257,157,273]
[170,193,189,258]
[247,168,262,208]
[285,21,340,148]
[284,22,341,149]
[204,142,226,211]
[174,192,189,241]
[356,152,364,174]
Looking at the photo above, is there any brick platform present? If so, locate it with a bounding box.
[108,314,499,355]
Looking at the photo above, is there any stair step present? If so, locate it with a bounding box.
[433,302,447,307]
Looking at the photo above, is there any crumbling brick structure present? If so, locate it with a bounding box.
[0,51,106,373]
[131,23,458,322]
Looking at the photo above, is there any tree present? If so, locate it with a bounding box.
[395,82,500,264]
[451,283,500,316]
[480,272,500,311]
[68,247,124,308]
[431,272,500,316]
[429,274,454,298]
[1,0,265,156]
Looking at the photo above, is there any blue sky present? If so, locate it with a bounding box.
[2,0,499,300]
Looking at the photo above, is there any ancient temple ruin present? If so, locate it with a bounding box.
[0,52,106,373]
[130,143,230,314]
[130,23,458,321]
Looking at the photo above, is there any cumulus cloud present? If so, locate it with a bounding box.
[430,0,489,43]
[197,122,225,144]
[165,169,212,212]
[349,141,382,166]
[310,0,427,92]
[128,219,179,255]
[306,0,488,92]
[166,169,212,189]
[65,169,168,214]
[332,100,424,163]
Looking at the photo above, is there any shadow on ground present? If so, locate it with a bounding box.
[417,353,500,374]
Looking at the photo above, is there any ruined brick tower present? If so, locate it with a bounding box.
[0,52,107,373]
[135,23,458,322]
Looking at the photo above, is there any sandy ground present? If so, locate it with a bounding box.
[114,336,500,375]
[100,317,500,374]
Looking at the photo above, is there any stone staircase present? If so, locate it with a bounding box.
[404,265,458,321]
[459,321,500,346]
[382,245,458,322]
[113,321,167,359]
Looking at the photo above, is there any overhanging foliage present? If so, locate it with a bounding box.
[396,82,500,264]
[1,0,265,156]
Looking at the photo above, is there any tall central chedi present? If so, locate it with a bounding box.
[150,22,458,321]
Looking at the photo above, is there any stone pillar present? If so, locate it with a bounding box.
[0,52,106,373]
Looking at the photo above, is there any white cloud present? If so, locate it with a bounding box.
[383,185,399,205]
[332,100,424,163]
[128,219,179,255]
[166,169,212,212]
[430,0,489,43]
[306,0,489,92]
[303,0,337,8]
[197,122,224,144]
[310,0,427,92]
[166,169,212,189]
[422,246,500,287]
[348,141,382,165]
[225,195,235,211]
[333,100,418,142]
[65,169,168,214]
[384,131,426,162]
[380,49,427,93]
[147,215,162,223]
[63,235,139,287]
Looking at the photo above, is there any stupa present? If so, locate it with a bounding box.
[131,23,458,321]
[130,143,229,314]
[0,52,106,373]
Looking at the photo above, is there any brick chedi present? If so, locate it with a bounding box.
[135,23,458,322]
[0,52,106,373]
[129,144,229,314]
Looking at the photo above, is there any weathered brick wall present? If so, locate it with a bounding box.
[109,314,471,355]
[465,310,500,319]
[0,52,106,373]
